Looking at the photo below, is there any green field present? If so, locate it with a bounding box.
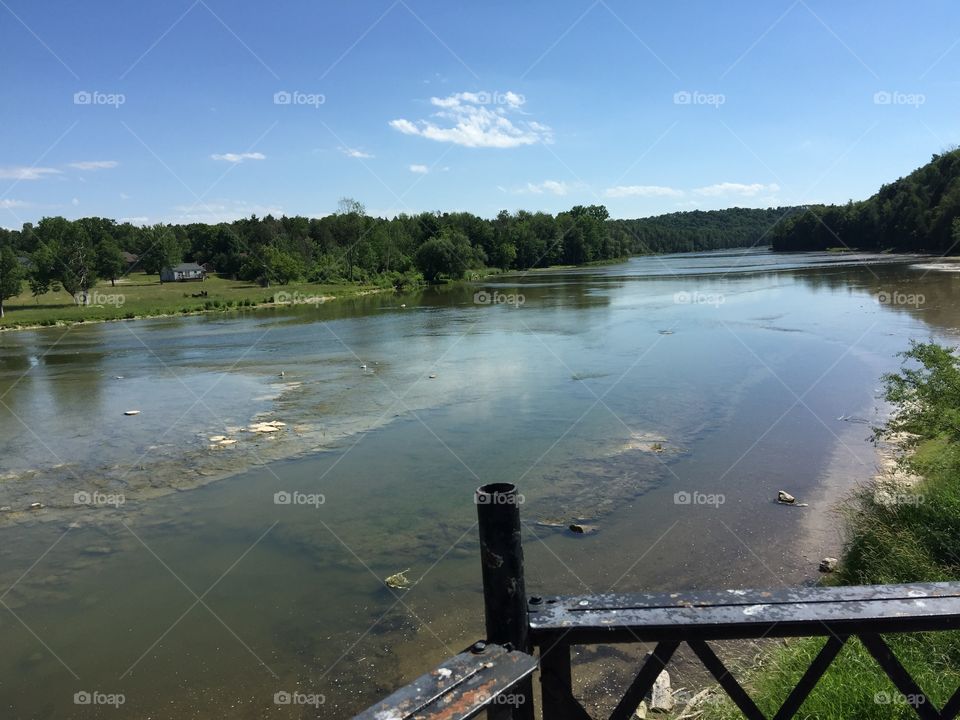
[0,273,386,329]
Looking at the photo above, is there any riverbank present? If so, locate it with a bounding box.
[0,272,398,331]
[698,341,960,719]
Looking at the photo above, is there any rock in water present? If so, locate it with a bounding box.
[819,557,838,572]
[777,490,796,504]
[568,524,597,535]
[634,700,647,718]
[650,669,673,712]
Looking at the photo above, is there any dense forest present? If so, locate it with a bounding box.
[771,148,960,252]
[611,207,799,253]
[0,203,790,312]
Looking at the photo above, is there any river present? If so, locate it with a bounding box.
[1,248,958,718]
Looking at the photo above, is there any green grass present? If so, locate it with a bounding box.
[702,342,960,719]
[0,273,387,329]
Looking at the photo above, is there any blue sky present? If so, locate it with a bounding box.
[1,0,959,227]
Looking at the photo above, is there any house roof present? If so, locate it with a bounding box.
[168,262,205,272]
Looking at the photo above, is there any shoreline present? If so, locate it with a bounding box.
[0,284,395,333]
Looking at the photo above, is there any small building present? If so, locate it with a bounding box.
[160,262,207,282]
[121,251,139,270]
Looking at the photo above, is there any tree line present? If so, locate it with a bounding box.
[771,149,960,252]
[0,201,789,317]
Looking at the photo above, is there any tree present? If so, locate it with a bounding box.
[0,244,25,318]
[95,236,125,287]
[414,229,475,282]
[29,244,61,300]
[335,197,366,281]
[59,224,97,304]
[140,225,184,278]
[239,246,303,287]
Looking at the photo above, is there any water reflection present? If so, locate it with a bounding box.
[1,249,960,718]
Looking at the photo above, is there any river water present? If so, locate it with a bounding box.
[1,249,958,718]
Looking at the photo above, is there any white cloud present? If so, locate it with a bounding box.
[0,199,27,209]
[693,182,780,197]
[68,160,119,170]
[340,146,374,159]
[409,164,429,174]
[210,152,266,163]
[605,185,684,198]
[119,216,150,226]
[71,198,80,206]
[120,192,131,200]
[0,166,62,180]
[390,91,551,149]
[524,180,571,196]
[167,200,283,224]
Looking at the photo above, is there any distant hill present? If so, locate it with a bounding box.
[610,207,801,254]
[771,148,960,253]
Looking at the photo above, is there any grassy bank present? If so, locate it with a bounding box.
[0,272,394,330]
[704,341,960,719]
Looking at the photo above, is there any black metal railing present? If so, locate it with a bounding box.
[355,484,960,720]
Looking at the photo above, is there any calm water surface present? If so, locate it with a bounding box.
[1,249,959,718]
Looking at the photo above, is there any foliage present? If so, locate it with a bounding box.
[610,207,799,254]
[0,243,24,317]
[3,206,796,303]
[771,148,960,252]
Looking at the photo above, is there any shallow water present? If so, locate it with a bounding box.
[1,249,958,718]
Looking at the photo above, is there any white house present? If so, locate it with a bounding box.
[160,262,207,282]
